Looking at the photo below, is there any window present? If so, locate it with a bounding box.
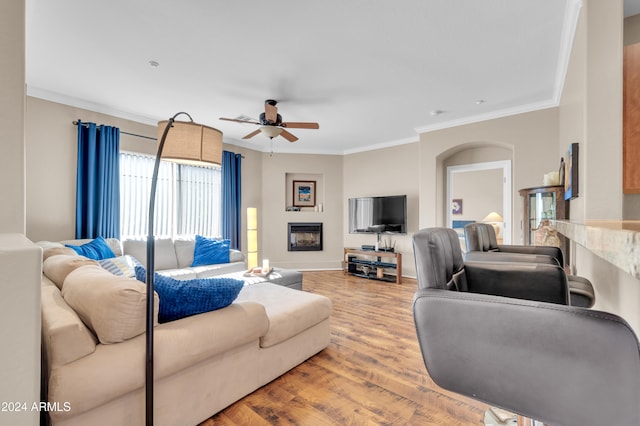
[119,152,222,239]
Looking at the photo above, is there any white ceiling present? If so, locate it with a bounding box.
[24,0,624,155]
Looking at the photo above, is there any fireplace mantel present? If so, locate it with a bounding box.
[553,220,640,279]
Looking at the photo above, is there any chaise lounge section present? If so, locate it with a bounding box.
[39,238,329,425]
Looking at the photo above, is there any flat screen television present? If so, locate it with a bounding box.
[348,195,407,234]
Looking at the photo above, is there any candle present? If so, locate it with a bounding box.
[262,259,270,272]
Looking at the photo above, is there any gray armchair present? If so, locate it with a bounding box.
[465,222,565,263]
[412,227,640,426]
[464,222,595,307]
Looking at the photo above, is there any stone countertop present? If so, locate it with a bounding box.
[553,220,640,279]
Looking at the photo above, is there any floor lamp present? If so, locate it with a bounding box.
[246,207,258,270]
[146,112,222,425]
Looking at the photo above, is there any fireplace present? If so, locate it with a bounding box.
[288,222,323,251]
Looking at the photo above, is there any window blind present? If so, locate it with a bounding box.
[120,152,221,240]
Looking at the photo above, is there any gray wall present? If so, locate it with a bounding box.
[558,0,640,334]
[0,2,41,425]
[343,143,420,277]
[418,108,560,244]
[1,0,26,233]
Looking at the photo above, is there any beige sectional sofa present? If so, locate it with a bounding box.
[39,238,331,425]
[52,237,248,279]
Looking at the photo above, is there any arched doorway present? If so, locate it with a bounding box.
[446,160,512,244]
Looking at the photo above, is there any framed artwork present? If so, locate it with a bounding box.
[293,180,316,207]
[452,199,463,215]
[564,143,579,200]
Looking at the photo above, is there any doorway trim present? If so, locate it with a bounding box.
[446,160,512,244]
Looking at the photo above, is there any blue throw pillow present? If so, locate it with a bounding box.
[191,235,230,267]
[135,266,244,323]
[66,236,116,260]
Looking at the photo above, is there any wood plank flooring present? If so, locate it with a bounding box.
[200,271,489,425]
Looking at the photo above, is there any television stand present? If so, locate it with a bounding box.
[343,248,402,284]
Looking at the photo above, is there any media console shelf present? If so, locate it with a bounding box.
[343,248,402,284]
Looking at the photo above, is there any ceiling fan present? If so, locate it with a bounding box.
[220,99,319,142]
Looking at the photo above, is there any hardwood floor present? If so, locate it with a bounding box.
[200,271,489,425]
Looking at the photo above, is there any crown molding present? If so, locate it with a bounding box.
[342,136,419,155]
[26,86,160,126]
[414,99,558,135]
[552,0,583,104]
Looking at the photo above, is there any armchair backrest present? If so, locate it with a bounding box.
[464,222,498,252]
[412,228,468,292]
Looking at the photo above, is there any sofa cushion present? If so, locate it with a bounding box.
[135,266,245,323]
[174,239,196,268]
[236,282,332,348]
[62,264,159,344]
[158,268,199,280]
[43,255,100,290]
[43,246,77,261]
[159,262,256,280]
[98,255,140,277]
[65,236,116,260]
[193,262,248,278]
[123,238,178,270]
[192,235,230,266]
[41,280,97,368]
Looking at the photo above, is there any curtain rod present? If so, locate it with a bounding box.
[72,120,157,141]
[72,120,244,158]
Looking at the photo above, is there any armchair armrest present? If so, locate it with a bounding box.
[464,251,558,266]
[413,288,640,426]
[496,244,564,265]
[464,260,569,305]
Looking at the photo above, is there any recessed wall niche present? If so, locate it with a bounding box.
[285,172,324,212]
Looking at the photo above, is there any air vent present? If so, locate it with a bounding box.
[234,115,257,122]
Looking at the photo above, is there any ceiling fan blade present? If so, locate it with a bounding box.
[265,103,278,123]
[279,129,299,143]
[220,117,260,125]
[281,122,320,129]
[242,129,262,139]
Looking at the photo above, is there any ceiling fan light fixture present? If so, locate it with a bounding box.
[220,100,318,143]
[260,125,283,139]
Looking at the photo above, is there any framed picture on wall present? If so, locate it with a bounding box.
[293,180,316,207]
[564,143,579,200]
[452,199,463,215]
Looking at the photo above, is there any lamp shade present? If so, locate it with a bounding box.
[482,211,504,223]
[158,120,222,166]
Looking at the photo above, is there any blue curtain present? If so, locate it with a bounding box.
[75,120,121,239]
[221,150,242,249]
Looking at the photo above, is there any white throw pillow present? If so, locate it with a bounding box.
[174,239,196,268]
